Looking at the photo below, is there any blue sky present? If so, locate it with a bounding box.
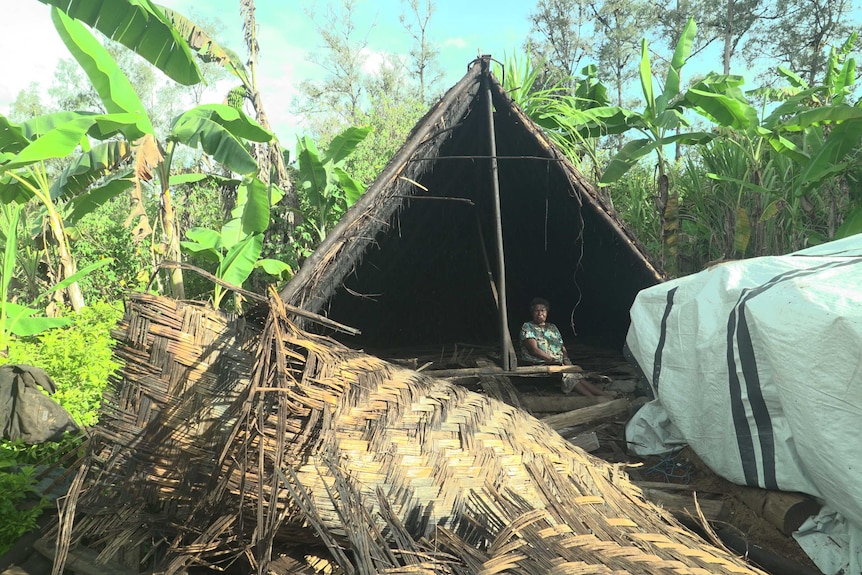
[0,0,534,142]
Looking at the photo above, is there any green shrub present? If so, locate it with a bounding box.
[72,198,152,301]
[0,456,45,555]
[1,301,123,427]
[0,435,84,555]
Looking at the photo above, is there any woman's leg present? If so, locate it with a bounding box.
[571,378,613,397]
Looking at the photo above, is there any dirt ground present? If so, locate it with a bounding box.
[628,444,819,572]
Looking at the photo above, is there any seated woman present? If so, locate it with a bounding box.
[519,297,611,397]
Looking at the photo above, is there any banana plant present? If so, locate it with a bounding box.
[3,3,272,303]
[599,18,715,187]
[598,18,713,274]
[180,177,291,309]
[0,110,147,309]
[0,202,112,354]
[681,33,862,248]
[296,127,371,243]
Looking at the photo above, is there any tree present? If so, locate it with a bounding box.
[700,0,773,74]
[48,58,103,112]
[590,0,654,105]
[297,0,371,132]
[745,0,857,86]
[399,0,442,103]
[347,55,426,185]
[599,19,715,275]
[525,0,594,89]
[8,82,46,123]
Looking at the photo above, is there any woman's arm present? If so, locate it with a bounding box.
[524,338,562,365]
[561,346,573,366]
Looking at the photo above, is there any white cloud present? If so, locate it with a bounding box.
[359,47,410,76]
[0,3,69,111]
[442,37,468,49]
[361,48,386,75]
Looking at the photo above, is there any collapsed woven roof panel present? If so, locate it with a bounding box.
[51,294,767,575]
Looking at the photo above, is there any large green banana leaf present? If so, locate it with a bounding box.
[160,7,250,86]
[240,177,271,235]
[172,105,272,142]
[600,131,714,184]
[682,74,759,130]
[38,0,202,86]
[169,117,258,176]
[656,18,696,116]
[296,137,328,210]
[324,126,371,165]
[64,174,134,225]
[52,8,153,140]
[796,118,862,194]
[50,140,133,201]
[335,167,366,207]
[781,105,862,131]
[217,233,263,290]
[2,114,143,170]
[0,116,31,156]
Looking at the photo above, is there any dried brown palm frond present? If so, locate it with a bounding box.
[124,133,162,241]
[51,293,768,575]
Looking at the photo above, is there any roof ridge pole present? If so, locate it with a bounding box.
[480,55,514,370]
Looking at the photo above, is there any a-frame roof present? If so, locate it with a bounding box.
[279,57,664,351]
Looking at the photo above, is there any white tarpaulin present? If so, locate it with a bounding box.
[625,234,862,573]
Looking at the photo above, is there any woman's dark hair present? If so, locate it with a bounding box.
[529,297,550,311]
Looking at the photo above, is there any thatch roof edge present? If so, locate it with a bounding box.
[279,60,485,312]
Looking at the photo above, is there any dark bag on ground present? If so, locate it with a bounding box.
[0,364,80,443]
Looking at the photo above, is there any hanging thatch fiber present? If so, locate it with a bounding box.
[50,293,766,575]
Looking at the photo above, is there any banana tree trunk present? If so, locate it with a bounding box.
[160,183,185,300]
[45,206,85,311]
[242,0,299,234]
[658,173,679,277]
[155,144,184,299]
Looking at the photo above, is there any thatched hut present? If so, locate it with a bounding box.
[280,56,663,360]
[39,59,717,575]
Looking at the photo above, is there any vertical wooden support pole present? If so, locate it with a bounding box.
[481,57,512,370]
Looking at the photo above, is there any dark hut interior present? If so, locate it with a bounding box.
[283,59,663,362]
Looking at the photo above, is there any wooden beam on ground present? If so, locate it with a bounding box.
[685,447,822,535]
[428,364,583,379]
[639,488,728,523]
[633,481,696,492]
[540,398,630,430]
[522,394,614,414]
[33,538,138,575]
[731,486,821,536]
